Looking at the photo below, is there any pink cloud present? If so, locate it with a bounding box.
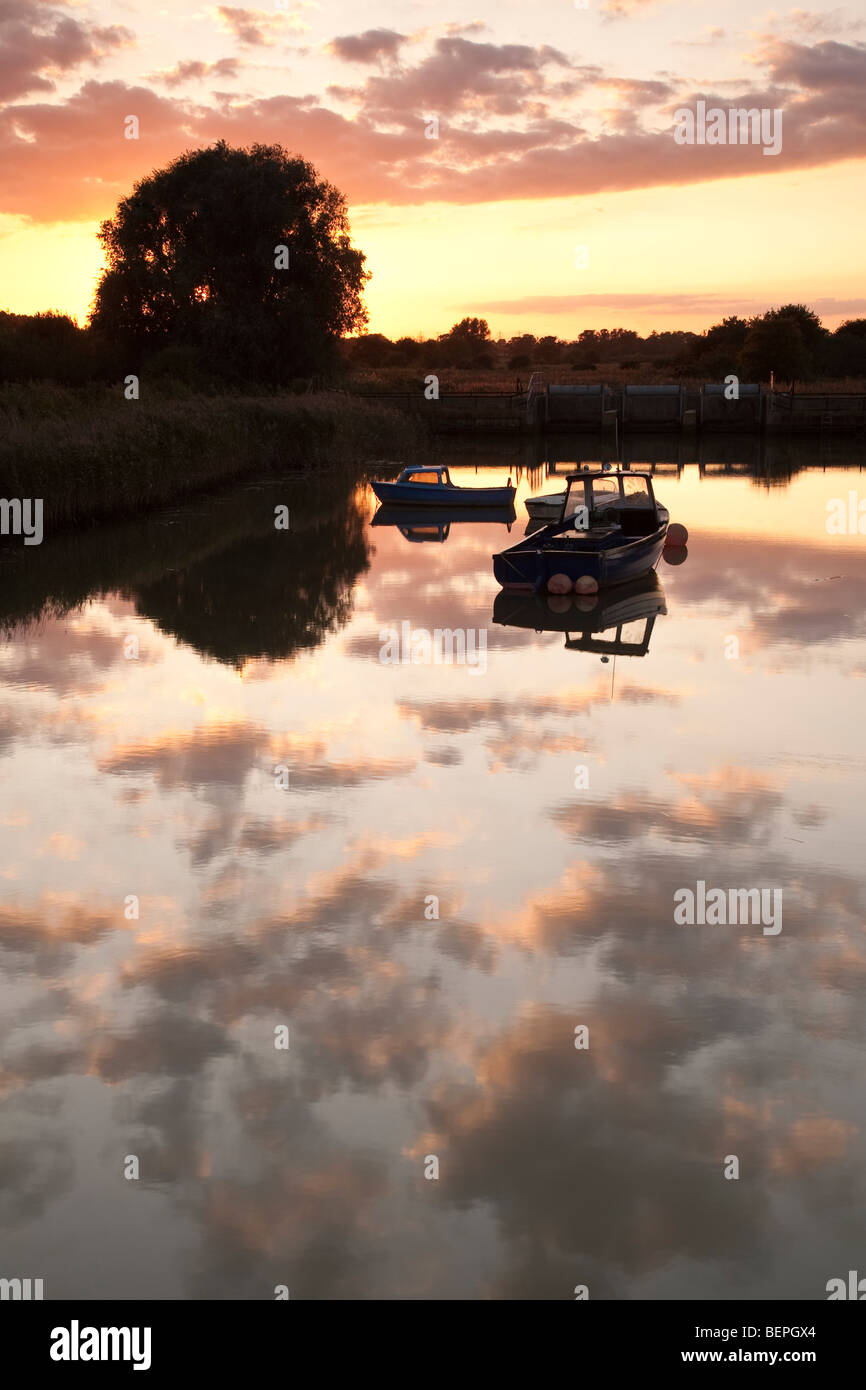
[327,29,407,65]
[1,34,865,223]
[0,0,133,103]
[150,58,241,89]
[214,5,298,47]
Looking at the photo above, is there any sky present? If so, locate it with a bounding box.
[1,0,865,338]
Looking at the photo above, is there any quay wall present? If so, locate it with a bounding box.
[358,385,866,436]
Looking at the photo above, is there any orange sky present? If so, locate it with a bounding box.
[2,1,865,338]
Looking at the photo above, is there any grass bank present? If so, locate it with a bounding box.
[0,384,425,536]
[346,366,866,394]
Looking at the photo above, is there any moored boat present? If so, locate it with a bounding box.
[525,490,567,520]
[372,465,515,508]
[493,467,669,591]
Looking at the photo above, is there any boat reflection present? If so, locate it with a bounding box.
[492,571,667,657]
[371,503,515,544]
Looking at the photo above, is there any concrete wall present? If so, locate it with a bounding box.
[766,393,866,432]
[362,387,866,435]
[700,384,762,428]
[547,384,606,424]
[622,385,683,426]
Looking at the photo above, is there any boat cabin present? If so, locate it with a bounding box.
[561,468,660,536]
[397,466,453,487]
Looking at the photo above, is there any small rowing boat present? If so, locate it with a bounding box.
[525,490,567,520]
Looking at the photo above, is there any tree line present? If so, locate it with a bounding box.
[4,303,864,390]
[346,308,866,381]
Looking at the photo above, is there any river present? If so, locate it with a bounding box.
[1,433,865,1299]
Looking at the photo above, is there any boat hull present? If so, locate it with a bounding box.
[372,503,515,528]
[372,481,515,507]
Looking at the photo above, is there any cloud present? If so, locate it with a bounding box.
[469,293,866,319]
[97,719,416,794]
[595,76,674,100]
[777,8,866,38]
[327,29,407,65]
[3,34,866,221]
[551,766,786,846]
[470,293,770,317]
[601,0,670,17]
[150,58,241,89]
[99,721,265,790]
[757,34,866,91]
[677,26,726,48]
[214,5,298,47]
[328,35,574,122]
[0,0,133,104]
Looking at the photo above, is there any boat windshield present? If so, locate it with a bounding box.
[562,478,588,520]
[621,475,655,509]
[406,469,446,485]
[561,472,656,525]
[590,475,621,511]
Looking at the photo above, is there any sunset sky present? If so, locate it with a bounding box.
[1,0,865,338]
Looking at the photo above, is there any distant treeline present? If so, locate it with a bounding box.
[343,307,866,382]
[3,302,866,388]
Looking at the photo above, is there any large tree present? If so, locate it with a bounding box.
[738,317,810,384]
[90,141,369,382]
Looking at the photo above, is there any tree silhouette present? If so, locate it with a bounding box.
[131,489,370,664]
[441,317,491,343]
[90,141,370,383]
[739,317,810,384]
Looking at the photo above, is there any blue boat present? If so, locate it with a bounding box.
[372,465,516,508]
[492,467,669,592]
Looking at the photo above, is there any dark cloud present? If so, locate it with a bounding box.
[0,0,132,104]
[327,29,407,65]
[151,58,240,89]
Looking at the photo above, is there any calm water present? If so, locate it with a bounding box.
[2,436,865,1300]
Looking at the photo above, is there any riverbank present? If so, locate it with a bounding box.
[0,385,425,537]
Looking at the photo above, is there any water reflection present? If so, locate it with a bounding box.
[372,502,516,544]
[493,572,667,657]
[1,443,866,1300]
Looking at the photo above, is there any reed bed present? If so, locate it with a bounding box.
[0,384,424,535]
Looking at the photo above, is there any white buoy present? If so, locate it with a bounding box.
[574,574,599,594]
